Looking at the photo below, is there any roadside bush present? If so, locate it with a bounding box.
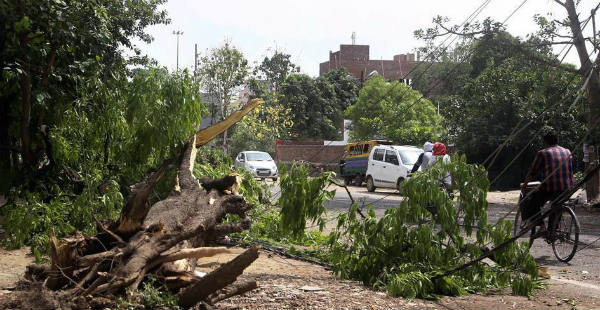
[2,180,123,260]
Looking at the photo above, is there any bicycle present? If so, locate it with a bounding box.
[513,181,580,263]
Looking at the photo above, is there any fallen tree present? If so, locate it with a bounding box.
[3,99,264,310]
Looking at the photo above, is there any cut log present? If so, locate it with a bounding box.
[177,245,260,308]
[208,280,257,304]
[153,247,232,266]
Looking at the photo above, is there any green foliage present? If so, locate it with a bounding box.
[279,74,339,140]
[0,0,208,255]
[2,68,204,255]
[251,50,300,94]
[327,156,537,298]
[279,69,359,140]
[346,76,444,144]
[321,68,360,110]
[278,163,336,239]
[442,49,584,186]
[118,276,179,309]
[2,180,123,260]
[229,51,298,156]
[0,0,170,188]
[413,27,586,187]
[229,104,294,156]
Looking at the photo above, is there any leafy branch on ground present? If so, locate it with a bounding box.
[326,155,537,298]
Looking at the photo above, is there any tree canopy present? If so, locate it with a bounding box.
[0,0,205,253]
[0,0,170,189]
[411,29,585,187]
[346,76,443,145]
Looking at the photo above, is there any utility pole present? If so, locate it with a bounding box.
[194,43,198,80]
[593,7,598,53]
[172,30,184,71]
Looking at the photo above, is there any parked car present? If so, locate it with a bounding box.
[339,140,392,186]
[365,145,422,193]
[234,151,278,181]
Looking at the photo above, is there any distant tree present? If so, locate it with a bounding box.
[321,68,360,110]
[463,59,582,183]
[229,104,294,156]
[279,74,342,140]
[346,76,443,145]
[228,50,299,154]
[252,50,300,94]
[198,41,248,152]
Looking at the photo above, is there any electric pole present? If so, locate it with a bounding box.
[194,43,198,80]
[172,30,184,71]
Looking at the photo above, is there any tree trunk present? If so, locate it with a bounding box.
[565,0,600,201]
[16,0,33,166]
[585,70,600,200]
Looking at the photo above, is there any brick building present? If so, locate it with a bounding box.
[319,44,416,83]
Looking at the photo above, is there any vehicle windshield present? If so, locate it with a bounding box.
[246,152,273,161]
[398,149,422,165]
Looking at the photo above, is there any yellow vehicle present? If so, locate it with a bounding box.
[339,140,392,185]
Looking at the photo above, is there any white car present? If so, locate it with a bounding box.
[365,145,422,193]
[234,151,278,181]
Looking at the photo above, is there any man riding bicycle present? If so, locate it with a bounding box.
[521,132,574,234]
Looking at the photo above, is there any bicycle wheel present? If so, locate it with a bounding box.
[551,206,580,263]
[513,204,536,248]
[513,205,522,237]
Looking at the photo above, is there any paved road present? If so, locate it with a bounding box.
[268,181,600,292]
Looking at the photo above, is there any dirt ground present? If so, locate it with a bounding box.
[0,246,598,309]
[2,191,600,309]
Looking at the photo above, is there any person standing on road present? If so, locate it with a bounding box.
[411,141,432,173]
[432,142,452,188]
[412,141,434,173]
[521,132,574,233]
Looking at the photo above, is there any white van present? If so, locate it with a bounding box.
[365,145,423,193]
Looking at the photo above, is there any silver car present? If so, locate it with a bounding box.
[234,151,278,181]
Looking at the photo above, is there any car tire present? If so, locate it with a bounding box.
[397,178,404,195]
[366,176,376,192]
[344,177,353,186]
[271,177,278,182]
[354,175,364,186]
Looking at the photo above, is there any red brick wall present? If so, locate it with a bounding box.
[276,144,345,164]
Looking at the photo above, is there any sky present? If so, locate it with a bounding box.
[137,0,599,77]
